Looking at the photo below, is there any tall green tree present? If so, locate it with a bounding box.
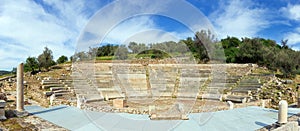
[182,30,215,63]
[115,45,129,60]
[24,57,39,72]
[237,38,263,63]
[221,37,241,63]
[38,47,55,70]
[56,55,68,64]
[128,42,138,54]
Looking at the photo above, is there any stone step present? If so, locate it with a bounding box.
[101,91,125,99]
[201,94,222,101]
[180,73,210,77]
[83,95,104,103]
[73,89,99,94]
[239,79,259,83]
[53,90,70,94]
[237,85,262,88]
[54,92,70,97]
[94,75,113,79]
[224,95,248,103]
[41,81,61,85]
[43,91,53,97]
[50,87,69,91]
[176,92,198,98]
[179,77,207,82]
[232,87,261,92]
[42,79,60,82]
[94,71,112,75]
[208,83,236,87]
[42,84,65,89]
[238,83,262,86]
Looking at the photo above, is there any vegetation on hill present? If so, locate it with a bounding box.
[23,47,70,73]
[135,49,171,59]
[70,30,299,78]
[16,30,300,78]
[221,37,300,78]
[0,70,10,76]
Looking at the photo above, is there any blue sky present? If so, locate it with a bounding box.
[0,0,299,70]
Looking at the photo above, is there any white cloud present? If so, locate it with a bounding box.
[280,4,300,50]
[0,0,214,70]
[78,0,214,51]
[123,29,193,45]
[280,4,300,21]
[0,0,93,70]
[283,27,300,50]
[209,0,269,39]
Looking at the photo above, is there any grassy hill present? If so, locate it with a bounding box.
[0,70,10,76]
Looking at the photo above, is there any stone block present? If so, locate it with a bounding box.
[113,99,127,108]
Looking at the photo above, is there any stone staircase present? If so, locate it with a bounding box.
[200,64,252,101]
[42,77,73,97]
[71,63,257,103]
[71,63,104,102]
[149,64,179,98]
[226,76,263,103]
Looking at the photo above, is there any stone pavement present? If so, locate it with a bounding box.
[24,105,300,131]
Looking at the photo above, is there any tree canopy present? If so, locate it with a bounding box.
[57,55,68,64]
[37,47,55,70]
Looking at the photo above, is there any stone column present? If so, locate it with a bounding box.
[278,100,288,124]
[16,63,24,112]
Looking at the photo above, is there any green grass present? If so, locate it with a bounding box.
[135,49,171,59]
[0,73,14,78]
[96,56,115,60]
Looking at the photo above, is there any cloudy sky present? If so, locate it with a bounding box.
[0,0,299,70]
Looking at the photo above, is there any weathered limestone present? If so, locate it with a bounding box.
[16,63,24,112]
[201,94,222,101]
[224,95,247,103]
[0,100,6,120]
[278,100,288,124]
[113,99,127,108]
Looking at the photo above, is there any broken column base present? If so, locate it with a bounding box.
[13,110,28,117]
